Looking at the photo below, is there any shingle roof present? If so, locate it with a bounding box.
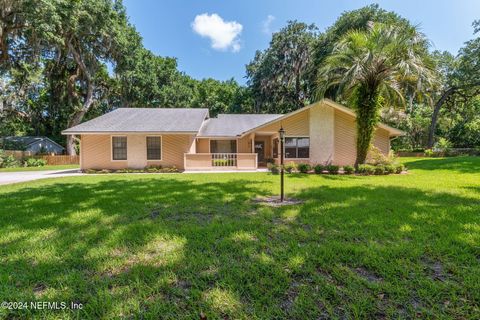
[3,136,44,146]
[2,136,64,149]
[62,108,209,134]
[62,99,404,137]
[198,114,282,137]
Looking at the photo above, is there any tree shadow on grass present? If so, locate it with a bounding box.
[0,176,479,319]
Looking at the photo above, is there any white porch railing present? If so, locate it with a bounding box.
[212,153,237,167]
[184,153,257,170]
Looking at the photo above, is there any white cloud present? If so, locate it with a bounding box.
[192,13,243,52]
[262,15,275,34]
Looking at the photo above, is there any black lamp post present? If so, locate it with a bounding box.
[279,127,285,202]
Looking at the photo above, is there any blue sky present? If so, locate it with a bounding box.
[123,0,479,84]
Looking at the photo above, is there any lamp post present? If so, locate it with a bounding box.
[279,127,285,202]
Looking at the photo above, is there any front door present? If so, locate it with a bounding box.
[254,141,265,164]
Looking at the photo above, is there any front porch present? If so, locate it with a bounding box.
[184,153,259,170]
[184,132,280,170]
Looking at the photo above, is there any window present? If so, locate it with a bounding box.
[147,136,162,160]
[210,140,237,153]
[112,136,127,160]
[284,137,309,158]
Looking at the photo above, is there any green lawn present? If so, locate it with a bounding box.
[0,157,479,319]
[0,165,79,172]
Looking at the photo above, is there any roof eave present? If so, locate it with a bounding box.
[195,135,240,139]
[237,104,318,137]
[61,130,199,135]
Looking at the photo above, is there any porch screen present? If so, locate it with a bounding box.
[285,137,309,158]
[210,140,237,153]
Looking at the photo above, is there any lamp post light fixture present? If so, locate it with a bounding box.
[279,127,285,202]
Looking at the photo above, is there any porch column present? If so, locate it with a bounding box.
[251,133,255,153]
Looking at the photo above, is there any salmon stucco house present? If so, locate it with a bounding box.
[62,99,404,171]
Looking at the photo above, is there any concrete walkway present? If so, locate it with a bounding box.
[0,169,83,186]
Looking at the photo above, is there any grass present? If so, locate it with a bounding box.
[0,157,479,319]
[0,165,79,172]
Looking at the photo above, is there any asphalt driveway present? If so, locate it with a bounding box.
[0,169,83,186]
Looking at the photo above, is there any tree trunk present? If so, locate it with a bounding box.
[65,41,95,155]
[354,86,381,167]
[65,84,93,155]
[0,27,8,64]
[427,87,456,149]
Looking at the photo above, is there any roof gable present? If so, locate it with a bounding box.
[322,99,405,136]
[238,99,405,137]
[198,114,282,137]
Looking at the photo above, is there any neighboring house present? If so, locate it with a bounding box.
[62,99,404,171]
[1,136,65,155]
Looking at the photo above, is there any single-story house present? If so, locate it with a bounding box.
[1,136,65,155]
[62,99,404,171]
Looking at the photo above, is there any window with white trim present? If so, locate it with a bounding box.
[112,136,127,160]
[146,136,162,160]
[285,137,309,158]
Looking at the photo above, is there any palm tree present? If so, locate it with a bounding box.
[317,23,434,166]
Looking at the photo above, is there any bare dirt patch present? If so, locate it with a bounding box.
[33,283,47,298]
[280,280,302,312]
[353,267,383,283]
[422,257,449,282]
[252,196,304,207]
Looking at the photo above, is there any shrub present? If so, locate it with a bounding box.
[326,165,340,174]
[145,165,163,173]
[368,146,397,165]
[86,166,179,174]
[384,164,395,174]
[297,163,311,173]
[284,162,297,173]
[434,138,452,156]
[267,163,280,174]
[0,150,20,168]
[357,164,375,175]
[374,165,385,175]
[24,158,47,167]
[395,163,405,174]
[159,166,179,173]
[424,149,434,157]
[313,164,324,174]
[343,165,355,174]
